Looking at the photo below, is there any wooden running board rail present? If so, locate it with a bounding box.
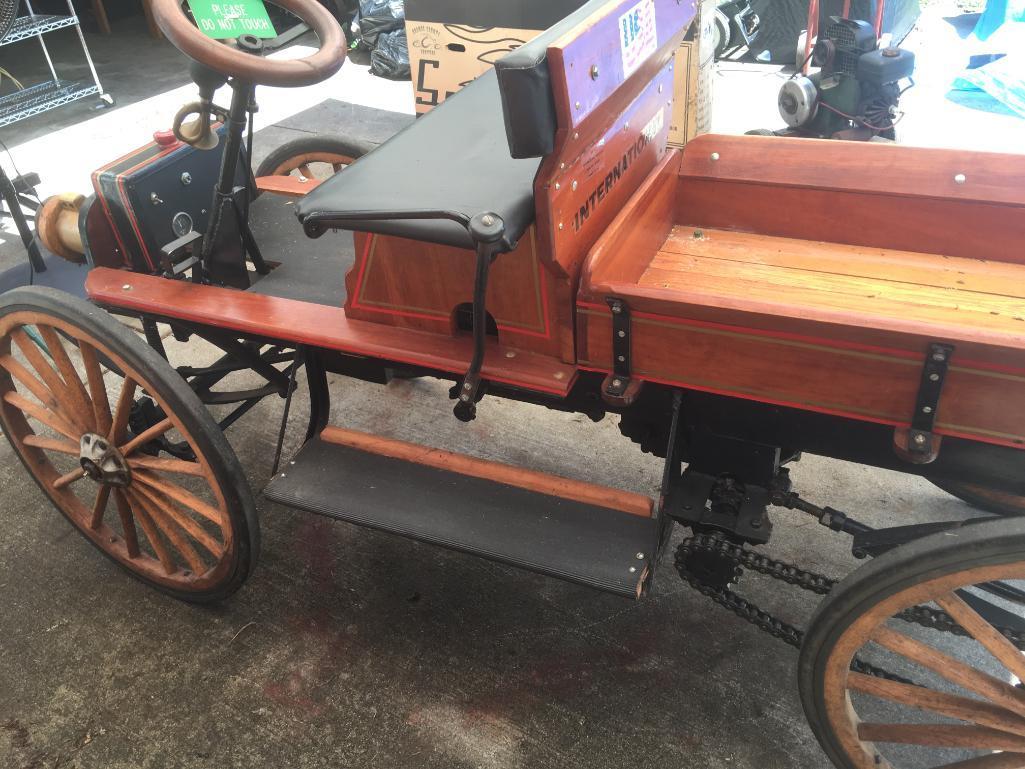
[321,426,654,517]
[85,268,578,397]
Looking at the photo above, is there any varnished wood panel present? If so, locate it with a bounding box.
[578,305,1025,449]
[681,134,1025,207]
[86,268,578,396]
[675,178,1025,267]
[344,229,562,358]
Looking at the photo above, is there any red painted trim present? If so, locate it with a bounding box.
[91,171,132,267]
[577,301,1025,376]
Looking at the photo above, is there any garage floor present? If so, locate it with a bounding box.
[0,7,1019,769]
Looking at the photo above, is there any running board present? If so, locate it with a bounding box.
[264,427,659,597]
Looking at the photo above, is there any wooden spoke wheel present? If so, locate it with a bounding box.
[800,517,1025,769]
[933,479,1025,518]
[0,287,258,602]
[254,134,370,197]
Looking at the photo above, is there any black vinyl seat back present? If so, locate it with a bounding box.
[493,0,611,159]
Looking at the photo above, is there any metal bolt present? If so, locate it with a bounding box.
[617,330,626,338]
[180,172,192,185]
[121,284,131,290]
[954,173,966,184]
[571,180,578,191]
[505,351,516,358]
[482,214,494,226]
[635,552,644,560]
[463,382,472,390]
[624,121,630,130]
[554,371,565,380]
[629,566,637,573]
[932,352,947,362]
[929,373,940,382]
[560,162,566,170]
[913,433,927,445]
[590,65,600,80]
[612,378,622,387]
[710,152,720,161]
[922,406,933,414]
[750,517,762,529]
[617,355,625,362]
[460,394,470,402]
[554,182,561,190]
[573,132,579,140]
[611,303,622,314]
[658,83,663,93]
[150,192,163,205]
[558,223,564,230]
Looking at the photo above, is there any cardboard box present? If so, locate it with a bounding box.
[405,0,589,114]
[668,0,716,147]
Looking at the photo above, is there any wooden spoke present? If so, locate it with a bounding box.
[107,377,137,444]
[10,328,82,427]
[858,723,1025,752]
[127,455,205,477]
[132,469,223,526]
[89,485,111,530]
[118,417,173,457]
[298,163,314,178]
[125,488,204,575]
[124,491,175,575]
[132,483,222,559]
[113,489,140,558]
[849,672,1025,737]
[4,390,79,440]
[936,592,1025,684]
[936,752,1025,769]
[0,354,63,413]
[36,326,93,431]
[22,434,78,455]
[79,343,112,435]
[872,626,1025,719]
[52,467,87,490]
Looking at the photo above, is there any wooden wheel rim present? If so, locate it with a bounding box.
[820,560,1025,769]
[0,309,236,592]
[268,151,355,177]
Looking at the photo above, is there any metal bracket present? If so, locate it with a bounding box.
[605,297,632,397]
[908,343,954,456]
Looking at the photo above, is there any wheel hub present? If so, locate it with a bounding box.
[79,433,131,487]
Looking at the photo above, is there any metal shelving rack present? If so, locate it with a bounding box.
[0,0,111,128]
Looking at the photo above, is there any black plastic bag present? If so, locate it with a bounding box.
[358,0,404,49]
[370,27,410,80]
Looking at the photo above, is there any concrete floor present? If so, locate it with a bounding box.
[0,5,1021,769]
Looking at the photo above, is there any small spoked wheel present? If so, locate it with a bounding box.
[254,134,369,196]
[0,287,258,602]
[800,517,1025,769]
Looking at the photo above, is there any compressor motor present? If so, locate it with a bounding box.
[778,18,915,139]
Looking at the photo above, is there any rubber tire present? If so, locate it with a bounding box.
[255,134,371,179]
[713,8,732,60]
[798,516,1025,769]
[0,286,260,603]
[744,128,777,136]
[931,478,1025,517]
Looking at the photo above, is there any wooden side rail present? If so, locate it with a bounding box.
[321,426,655,517]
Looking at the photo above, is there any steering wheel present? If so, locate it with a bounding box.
[151,0,346,88]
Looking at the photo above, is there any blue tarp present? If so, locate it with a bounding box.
[949,5,1025,118]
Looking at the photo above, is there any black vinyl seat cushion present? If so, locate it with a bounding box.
[295,69,542,251]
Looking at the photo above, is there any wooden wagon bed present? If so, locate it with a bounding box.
[579,135,1025,450]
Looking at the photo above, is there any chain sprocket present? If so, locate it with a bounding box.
[674,531,1025,683]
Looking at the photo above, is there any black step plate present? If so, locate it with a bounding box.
[264,437,657,597]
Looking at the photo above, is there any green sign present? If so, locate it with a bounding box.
[188,0,276,39]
